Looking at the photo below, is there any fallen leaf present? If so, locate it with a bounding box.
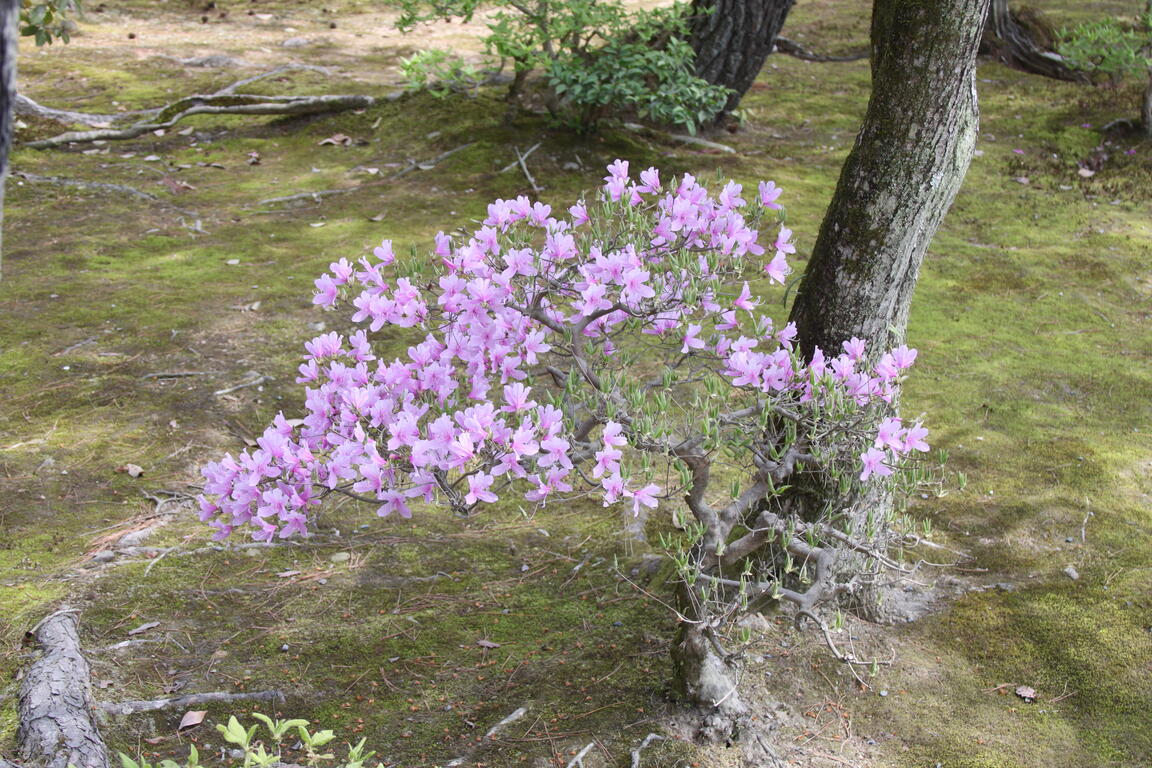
[128,621,160,636]
[369,213,386,222]
[116,463,145,478]
[476,639,501,649]
[276,570,302,578]
[160,176,196,195]
[143,737,165,745]
[318,133,353,146]
[178,710,207,731]
[1077,167,1095,178]
[1015,685,1037,702]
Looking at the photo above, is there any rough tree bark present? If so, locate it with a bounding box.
[0,0,17,283]
[790,0,989,359]
[17,611,109,768]
[786,0,990,618]
[687,0,796,118]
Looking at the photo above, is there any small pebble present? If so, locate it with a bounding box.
[1063,565,1080,581]
[879,689,889,697]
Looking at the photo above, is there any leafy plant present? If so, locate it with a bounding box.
[393,0,726,130]
[1059,6,1152,133]
[20,0,82,46]
[399,49,487,99]
[547,10,729,134]
[114,715,373,768]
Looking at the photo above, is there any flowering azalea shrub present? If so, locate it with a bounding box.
[199,160,928,635]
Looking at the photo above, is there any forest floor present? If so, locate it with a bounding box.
[1,1,1151,767]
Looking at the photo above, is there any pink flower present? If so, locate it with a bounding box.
[373,240,396,265]
[465,473,498,505]
[765,252,791,284]
[629,483,661,516]
[734,282,758,311]
[681,324,706,354]
[842,337,867,362]
[758,180,783,210]
[902,422,929,453]
[774,226,796,255]
[859,448,893,482]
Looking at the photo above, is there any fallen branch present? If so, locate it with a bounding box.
[775,36,868,62]
[565,743,596,768]
[100,690,283,717]
[621,123,736,154]
[140,371,219,379]
[515,145,542,194]
[257,143,476,206]
[214,373,271,396]
[13,172,156,201]
[17,609,109,768]
[28,94,375,149]
[484,705,529,739]
[629,733,664,768]
[216,64,338,95]
[499,142,540,174]
[14,93,142,127]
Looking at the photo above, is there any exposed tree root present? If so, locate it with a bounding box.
[13,171,156,201]
[27,94,374,149]
[980,0,1084,81]
[14,94,139,127]
[775,36,867,62]
[24,64,370,149]
[100,690,284,717]
[17,609,109,768]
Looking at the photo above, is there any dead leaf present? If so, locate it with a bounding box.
[476,639,501,649]
[178,710,207,731]
[1015,685,1037,702]
[369,213,386,222]
[143,736,165,745]
[160,176,196,195]
[1013,176,1030,185]
[162,680,186,694]
[276,570,302,578]
[127,621,160,636]
[116,463,145,478]
[318,133,354,146]
[1077,167,1095,178]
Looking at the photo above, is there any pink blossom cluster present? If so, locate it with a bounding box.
[198,160,926,540]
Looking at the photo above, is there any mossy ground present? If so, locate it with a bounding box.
[2,0,1151,766]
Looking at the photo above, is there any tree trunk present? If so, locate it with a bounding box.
[0,0,17,283]
[787,0,989,618]
[980,0,1083,82]
[688,0,795,118]
[670,584,749,743]
[1142,73,1152,137]
[790,0,988,358]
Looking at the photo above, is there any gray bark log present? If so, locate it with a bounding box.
[17,611,110,768]
[0,0,16,282]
